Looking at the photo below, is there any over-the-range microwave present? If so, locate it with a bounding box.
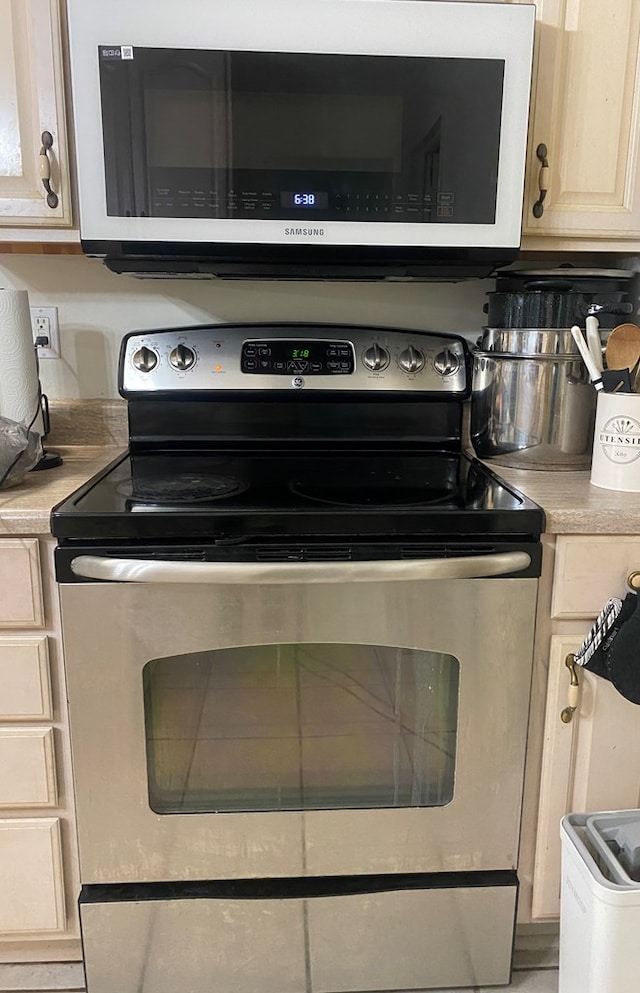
[66,0,535,280]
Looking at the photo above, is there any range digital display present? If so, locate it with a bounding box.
[242,340,354,375]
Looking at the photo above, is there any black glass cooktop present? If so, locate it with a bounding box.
[51,449,544,542]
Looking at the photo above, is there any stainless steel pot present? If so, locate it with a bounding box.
[471,350,596,470]
[479,327,581,355]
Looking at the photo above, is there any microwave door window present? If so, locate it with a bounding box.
[98,48,503,224]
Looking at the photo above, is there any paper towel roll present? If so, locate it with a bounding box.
[0,288,44,435]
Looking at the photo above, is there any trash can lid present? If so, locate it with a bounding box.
[586,811,640,885]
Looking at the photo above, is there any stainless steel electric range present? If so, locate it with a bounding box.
[52,323,544,993]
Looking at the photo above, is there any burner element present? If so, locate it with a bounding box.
[290,467,458,507]
[117,473,248,505]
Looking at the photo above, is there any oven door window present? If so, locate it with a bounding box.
[99,48,504,225]
[143,644,459,814]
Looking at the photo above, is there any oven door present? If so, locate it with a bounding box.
[59,552,538,885]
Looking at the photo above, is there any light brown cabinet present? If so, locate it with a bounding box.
[0,0,72,230]
[519,535,640,924]
[0,537,80,963]
[509,0,640,250]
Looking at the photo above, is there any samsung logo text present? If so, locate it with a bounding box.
[284,228,325,237]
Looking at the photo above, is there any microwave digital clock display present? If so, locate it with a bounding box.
[281,191,329,209]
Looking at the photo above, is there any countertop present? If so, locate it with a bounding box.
[0,443,638,536]
[493,463,640,535]
[0,446,123,536]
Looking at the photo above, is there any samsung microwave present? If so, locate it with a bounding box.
[66,0,535,280]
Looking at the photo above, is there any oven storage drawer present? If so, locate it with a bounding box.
[80,876,517,993]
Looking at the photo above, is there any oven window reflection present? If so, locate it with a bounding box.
[143,644,459,813]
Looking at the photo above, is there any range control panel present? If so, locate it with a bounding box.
[120,323,469,395]
[241,340,355,376]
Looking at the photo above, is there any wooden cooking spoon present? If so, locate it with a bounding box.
[605,323,640,373]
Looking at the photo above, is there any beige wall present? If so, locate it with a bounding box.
[0,254,491,398]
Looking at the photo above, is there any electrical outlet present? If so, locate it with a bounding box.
[30,306,60,359]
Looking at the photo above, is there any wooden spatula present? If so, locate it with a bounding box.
[605,323,640,373]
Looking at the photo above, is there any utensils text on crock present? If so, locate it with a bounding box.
[604,323,640,376]
[571,325,604,391]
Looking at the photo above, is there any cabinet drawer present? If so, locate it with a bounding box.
[552,536,640,619]
[0,540,44,629]
[0,818,66,934]
[0,637,52,720]
[0,728,57,807]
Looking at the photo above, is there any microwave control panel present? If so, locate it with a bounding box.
[120,325,469,396]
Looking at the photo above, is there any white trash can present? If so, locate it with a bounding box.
[560,812,640,993]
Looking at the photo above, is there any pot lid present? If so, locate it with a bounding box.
[500,267,633,280]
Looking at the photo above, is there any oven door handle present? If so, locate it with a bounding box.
[69,551,532,584]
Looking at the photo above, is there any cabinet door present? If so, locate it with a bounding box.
[0,637,52,720]
[0,818,66,934]
[0,0,72,226]
[532,634,640,920]
[0,728,57,808]
[521,0,640,240]
[0,540,44,629]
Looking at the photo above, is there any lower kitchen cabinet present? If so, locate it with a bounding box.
[0,537,80,962]
[0,819,66,934]
[519,535,640,924]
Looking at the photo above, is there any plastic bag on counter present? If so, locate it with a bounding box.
[575,585,640,704]
[0,415,42,489]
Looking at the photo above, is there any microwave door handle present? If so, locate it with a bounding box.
[69,551,531,584]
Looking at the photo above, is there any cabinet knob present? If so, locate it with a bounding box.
[532,143,549,219]
[560,653,580,724]
[39,131,59,209]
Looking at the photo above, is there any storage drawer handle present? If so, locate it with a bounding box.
[69,550,532,585]
[532,143,549,219]
[560,653,579,724]
[39,131,59,209]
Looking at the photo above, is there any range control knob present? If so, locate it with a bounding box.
[362,344,390,372]
[169,344,196,371]
[398,345,425,374]
[131,346,158,373]
[434,348,461,377]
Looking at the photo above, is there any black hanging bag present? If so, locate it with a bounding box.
[606,592,640,705]
[574,586,640,704]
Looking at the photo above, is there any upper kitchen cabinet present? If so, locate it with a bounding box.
[516,0,640,250]
[0,0,72,228]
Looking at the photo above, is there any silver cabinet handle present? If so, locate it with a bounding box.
[70,551,531,585]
